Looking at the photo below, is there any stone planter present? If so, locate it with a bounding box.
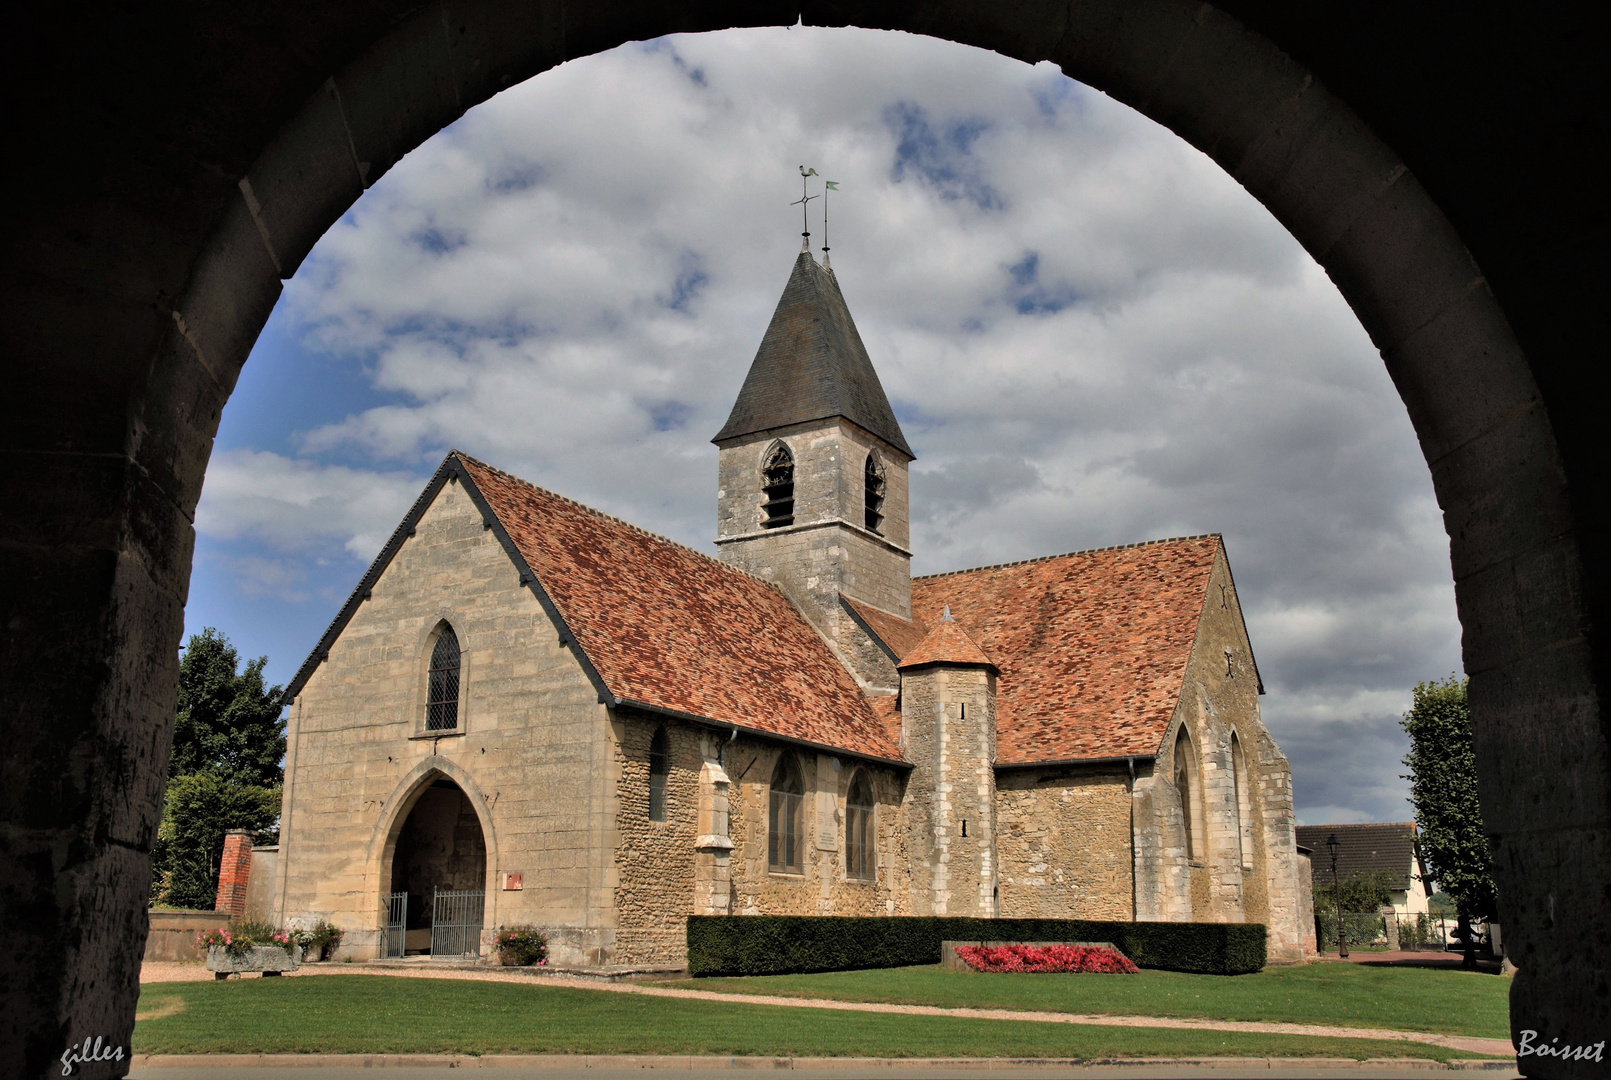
[206,944,302,979]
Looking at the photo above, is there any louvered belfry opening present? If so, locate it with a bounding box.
[762,443,795,528]
[426,626,461,731]
[864,453,886,534]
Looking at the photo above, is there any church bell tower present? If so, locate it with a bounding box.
[713,250,913,688]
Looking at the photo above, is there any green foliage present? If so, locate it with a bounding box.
[131,975,1486,1061]
[686,916,1266,977]
[1400,676,1496,922]
[1313,868,1400,914]
[674,959,1512,1039]
[152,628,286,910]
[170,627,286,786]
[154,773,281,909]
[308,920,344,961]
[495,927,549,966]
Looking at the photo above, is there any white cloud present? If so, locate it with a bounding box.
[198,26,1462,824]
[195,449,425,561]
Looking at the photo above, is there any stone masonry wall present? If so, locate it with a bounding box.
[277,478,621,966]
[1132,546,1310,961]
[900,665,997,916]
[727,735,912,918]
[716,420,912,690]
[612,712,703,965]
[996,769,1133,919]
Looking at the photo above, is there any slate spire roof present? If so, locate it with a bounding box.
[713,251,913,457]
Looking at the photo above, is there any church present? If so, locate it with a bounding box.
[271,247,1315,967]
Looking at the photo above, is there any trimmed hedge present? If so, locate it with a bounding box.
[687,916,1265,977]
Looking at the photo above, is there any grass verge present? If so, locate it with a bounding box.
[134,976,1492,1061]
[670,962,1510,1039]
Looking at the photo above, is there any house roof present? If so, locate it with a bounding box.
[1295,823,1424,891]
[285,453,905,766]
[849,537,1225,764]
[898,610,996,670]
[712,250,913,457]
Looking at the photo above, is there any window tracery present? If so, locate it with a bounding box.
[768,753,804,872]
[426,625,461,731]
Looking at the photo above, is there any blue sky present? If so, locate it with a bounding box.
[185,26,1461,825]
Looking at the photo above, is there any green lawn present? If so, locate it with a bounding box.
[671,963,1510,1039]
[133,976,1487,1061]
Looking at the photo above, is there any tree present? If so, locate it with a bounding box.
[151,628,286,909]
[1313,868,1400,915]
[1401,675,1496,968]
[169,626,286,786]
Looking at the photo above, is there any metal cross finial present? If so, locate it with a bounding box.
[791,166,819,251]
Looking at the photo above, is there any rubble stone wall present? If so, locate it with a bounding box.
[995,768,1133,920]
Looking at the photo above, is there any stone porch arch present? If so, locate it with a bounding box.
[365,756,502,953]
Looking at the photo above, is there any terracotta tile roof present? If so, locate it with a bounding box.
[1295,823,1424,891]
[866,695,903,747]
[842,597,930,661]
[910,537,1222,764]
[898,610,996,670]
[456,454,904,763]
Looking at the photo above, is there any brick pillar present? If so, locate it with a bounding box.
[215,830,253,918]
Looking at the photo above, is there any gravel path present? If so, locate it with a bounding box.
[138,961,1513,1058]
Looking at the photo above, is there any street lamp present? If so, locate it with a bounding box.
[1326,832,1348,959]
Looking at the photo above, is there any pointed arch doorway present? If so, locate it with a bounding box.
[383,778,487,957]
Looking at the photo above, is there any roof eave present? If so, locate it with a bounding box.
[612,696,910,769]
[995,753,1158,770]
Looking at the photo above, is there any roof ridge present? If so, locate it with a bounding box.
[452,451,783,591]
[913,534,1222,581]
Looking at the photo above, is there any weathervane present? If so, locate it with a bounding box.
[791,166,819,251]
[821,179,838,267]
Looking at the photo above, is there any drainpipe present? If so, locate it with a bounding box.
[719,725,738,769]
[1127,756,1138,921]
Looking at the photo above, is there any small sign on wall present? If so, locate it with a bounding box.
[502,872,523,891]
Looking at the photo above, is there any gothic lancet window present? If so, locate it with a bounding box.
[648,727,669,822]
[426,625,461,731]
[768,753,805,873]
[762,444,795,528]
[1231,732,1252,869]
[863,454,887,534]
[846,771,875,880]
[1175,727,1198,861]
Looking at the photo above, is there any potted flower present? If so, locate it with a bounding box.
[495,927,548,967]
[199,926,303,979]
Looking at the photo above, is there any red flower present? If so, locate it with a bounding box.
[955,944,1139,974]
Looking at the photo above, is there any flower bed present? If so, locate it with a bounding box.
[955,943,1139,974]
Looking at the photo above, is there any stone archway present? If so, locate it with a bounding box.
[384,779,487,956]
[3,4,1606,1075]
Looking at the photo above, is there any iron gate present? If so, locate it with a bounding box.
[382,891,407,958]
[431,888,484,957]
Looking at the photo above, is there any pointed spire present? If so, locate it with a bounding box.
[713,251,914,457]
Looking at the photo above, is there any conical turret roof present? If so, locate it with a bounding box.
[898,607,996,670]
[713,251,913,457]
